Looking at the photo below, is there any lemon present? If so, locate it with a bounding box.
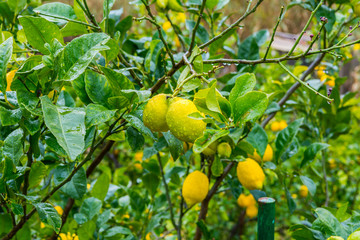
[54,206,63,215]
[183,142,193,152]
[237,193,256,208]
[270,121,280,131]
[354,2,360,16]
[168,0,183,12]
[245,205,258,218]
[217,142,232,158]
[182,170,209,206]
[143,94,169,132]
[248,144,273,162]
[202,141,218,155]
[348,231,360,240]
[237,158,265,190]
[299,185,308,198]
[292,193,298,199]
[162,21,172,31]
[156,0,168,9]
[278,120,287,130]
[166,98,206,143]
[326,237,344,240]
[329,159,336,169]
[135,152,143,161]
[40,222,45,229]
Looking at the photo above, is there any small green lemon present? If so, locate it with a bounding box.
[217,142,232,158]
[348,231,360,240]
[202,142,218,156]
[237,158,265,190]
[167,0,184,12]
[166,98,206,142]
[326,237,344,240]
[156,0,168,9]
[182,170,209,206]
[143,94,169,132]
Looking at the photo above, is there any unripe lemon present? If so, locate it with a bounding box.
[54,206,63,215]
[246,205,258,218]
[237,194,256,208]
[270,121,280,131]
[167,0,184,12]
[166,98,206,142]
[182,170,209,206]
[248,144,273,162]
[202,141,218,156]
[156,0,168,9]
[354,2,360,16]
[278,120,288,130]
[217,142,232,158]
[143,94,169,132]
[237,159,265,190]
[348,231,360,240]
[327,237,344,240]
[299,185,308,198]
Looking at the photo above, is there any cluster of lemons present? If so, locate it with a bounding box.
[237,193,258,218]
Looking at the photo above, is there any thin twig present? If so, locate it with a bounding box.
[263,6,284,60]
[36,12,100,30]
[0,195,16,226]
[189,0,207,52]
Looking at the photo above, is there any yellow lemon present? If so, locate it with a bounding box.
[329,159,336,169]
[270,121,280,131]
[40,222,45,229]
[348,231,360,240]
[174,36,181,48]
[143,94,170,132]
[248,144,273,162]
[325,78,335,87]
[217,142,232,158]
[245,205,258,218]
[292,194,298,199]
[237,193,256,208]
[326,237,344,240]
[299,185,308,198]
[202,141,218,156]
[162,21,172,31]
[134,163,143,171]
[278,120,287,131]
[87,183,91,190]
[176,12,186,23]
[237,159,265,190]
[135,152,143,161]
[54,206,63,216]
[354,44,360,51]
[166,98,206,143]
[182,170,209,206]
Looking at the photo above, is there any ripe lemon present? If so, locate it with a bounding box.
[182,170,209,206]
[245,205,258,218]
[237,193,256,208]
[237,159,265,190]
[329,159,336,169]
[278,120,287,130]
[143,94,169,132]
[248,144,273,162]
[54,206,63,215]
[202,141,218,155]
[348,231,360,240]
[166,98,206,143]
[299,185,308,198]
[270,121,280,131]
[217,142,232,158]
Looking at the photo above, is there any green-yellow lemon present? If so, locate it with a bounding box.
[299,185,308,198]
[237,158,265,190]
[248,144,273,162]
[182,170,209,206]
[348,231,360,240]
[156,0,168,9]
[202,141,218,156]
[326,237,344,240]
[168,0,184,12]
[354,2,360,16]
[143,94,169,132]
[166,98,206,142]
[217,142,232,158]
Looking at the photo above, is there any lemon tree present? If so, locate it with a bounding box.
[0,0,359,239]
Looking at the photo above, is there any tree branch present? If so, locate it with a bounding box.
[189,0,207,52]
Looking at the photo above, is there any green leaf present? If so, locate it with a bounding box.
[91,173,110,201]
[29,161,47,189]
[54,162,87,199]
[211,155,223,177]
[314,208,347,238]
[0,107,22,126]
[3,128,23,165]
[11,203,24,216]
[275,118,303,162]
[18,16,64,54]
[285,187,296,214]
[142,173,160,196]
[34,2,76,24]
[206,83,222,113]
[247,123,268,158]
[104,226,132,238]
[7,0,26,14]
[196,220,211,240]
[186,20,209,43]
[72,74,92,104]
[0,38,13,93]
[300,143,329,167]
[300,175,316,196]
[80,197,103,221]
[85,70,114,109]
[124,114,155,140]
[77,221,96,240]
[0,214,12,235]
[62,33,109,82]
[126,126,145,151]
[101,66,134,91]
[193,129,230,153]
[41,96,86,160]
[61,21,88,37]
[85,104,117,127]
[33,203,61,233]
[233,91,268,125]
[229,73,256,105]
[163,131,183,161]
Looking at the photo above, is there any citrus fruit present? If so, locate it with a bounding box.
[202,141,218,155]
[278,120,288,130]
[54,206,63,215]
[248,144,273,162]
[326,236,344,240]
[156,0,168,9]
[217,142,232,158]
[143,94,169,132]
[168,0,183,12]
[237,158,265,190]
[237,193,256,208]
[246,205,258,218]
[182,170,209,206]
[166,98,206,142]
[299,185,308,198]
[348,231,360,240]
[270,121,280,131]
